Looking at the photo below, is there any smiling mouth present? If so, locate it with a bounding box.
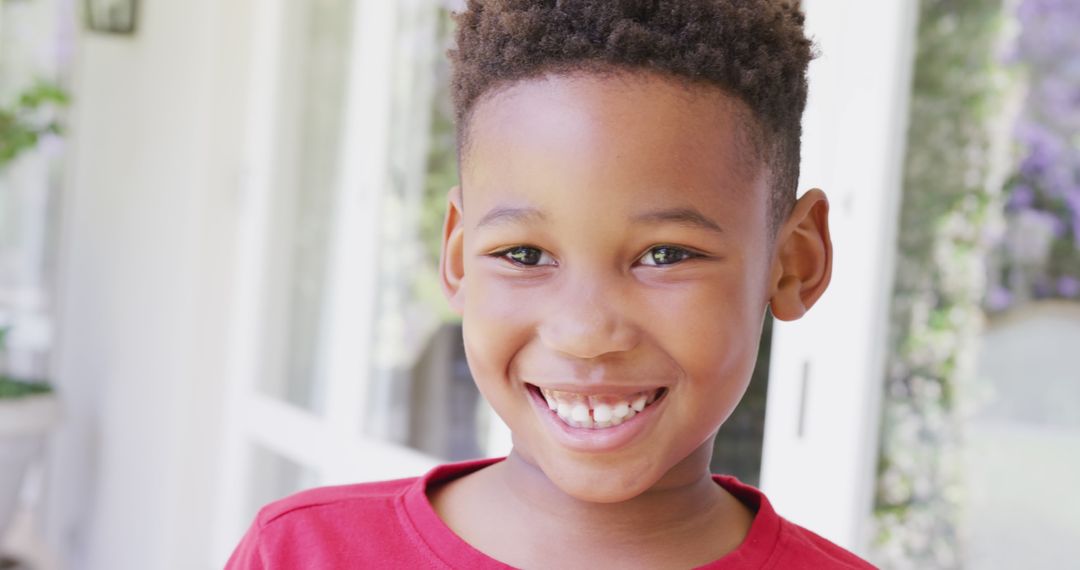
[526,384,667,430]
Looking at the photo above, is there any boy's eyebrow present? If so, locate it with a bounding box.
[632,207,724,234]
[474,205,723,234]
[475,205,546,228]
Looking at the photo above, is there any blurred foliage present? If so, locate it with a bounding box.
[986,0,1080,311]
[872,0,1014,567]
[0,326,52,397]
[0,80,68,169]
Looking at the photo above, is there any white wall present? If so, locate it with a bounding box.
[44,1,251,568]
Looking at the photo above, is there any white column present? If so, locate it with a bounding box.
[760,0,918,555]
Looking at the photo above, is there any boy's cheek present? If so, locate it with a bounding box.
[460,285,537,382]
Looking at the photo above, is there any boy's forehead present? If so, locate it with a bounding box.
[463,72,756,160]
[458,72,766,215]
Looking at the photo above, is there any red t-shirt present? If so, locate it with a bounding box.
[226,457,874,569]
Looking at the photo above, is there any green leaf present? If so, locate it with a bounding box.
[0,81,70,169]
[0,375,53,398]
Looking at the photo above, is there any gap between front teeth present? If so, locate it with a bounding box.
[538,387,661,429]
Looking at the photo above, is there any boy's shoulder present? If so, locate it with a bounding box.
[227,475,444,570]
[714,475,875,569]
[770,517,876,569]
[253,475,416,528]
[226,460,504,569]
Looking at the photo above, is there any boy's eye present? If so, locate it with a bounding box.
[638,246,696,266]
[498,246,555,267]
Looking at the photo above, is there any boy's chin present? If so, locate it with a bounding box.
[540,456,663,504]
[513,434,720,504]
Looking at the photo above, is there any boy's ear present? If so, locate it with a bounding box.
[768,188,833,321]
[439,186,466,315]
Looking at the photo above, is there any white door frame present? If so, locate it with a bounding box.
[211,0,440,564]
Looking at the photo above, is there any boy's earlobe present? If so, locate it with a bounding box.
[439,186,466,315]
[768,189,833,321]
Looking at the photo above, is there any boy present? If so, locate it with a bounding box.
[228,1,873,568]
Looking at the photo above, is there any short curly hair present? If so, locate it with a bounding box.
[449,0,814,228]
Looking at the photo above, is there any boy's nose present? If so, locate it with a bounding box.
[536,281,640,360]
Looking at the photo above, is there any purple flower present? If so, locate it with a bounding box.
[981,0,1080,308]
[986,286,1014,311]
[1058,276,1080,297]
[1036,76,1077,118]
[1006,184,1035,210]
[1033,208,1067,237]
[1017,0,1080,63]
[1065,188,1080,215]
[1016,124,1063,179]
[1048,214,1068,237]
[1064,190,1080,246]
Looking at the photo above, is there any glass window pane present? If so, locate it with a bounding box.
[256,0,354,413]
[362,4,493,460]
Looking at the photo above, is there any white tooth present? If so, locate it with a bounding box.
[557,401,572,419]
[570,403,590,423]
[543,391,557,410]
[612,402,631,418]
[610,416,623,426]
[625,409,637,420]
[594,420,611,428]
[592,403,613,423]
[631,395,647,412]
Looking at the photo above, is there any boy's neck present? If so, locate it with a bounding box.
[499,446,729,531]
[430,443,754,567]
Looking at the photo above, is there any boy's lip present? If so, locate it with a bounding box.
[522,381,667,396]
[523,381,667,453]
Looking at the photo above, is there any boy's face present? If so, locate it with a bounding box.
[441,72,830,502]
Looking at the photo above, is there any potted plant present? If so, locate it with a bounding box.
[0,326,60,544]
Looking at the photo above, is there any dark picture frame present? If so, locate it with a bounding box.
[85,0,138,35]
